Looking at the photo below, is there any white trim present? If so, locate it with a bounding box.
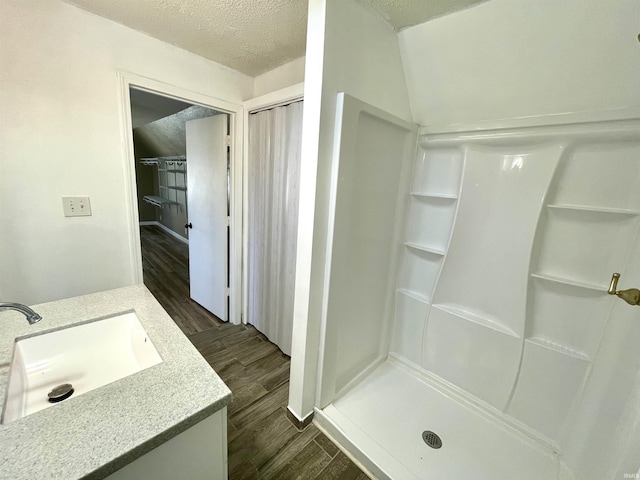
[118,70,243,325]
[139,221,189,245]
[241,82,304,325]
[419,107,640,136]
[244,83,304,113]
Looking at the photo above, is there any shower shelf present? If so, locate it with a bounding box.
[530,273,607,293]
[396,288,430,304]
[526,337,591,362]
[410,192,458,200]
[404,242,445,256]
[432,304,518,338]
[547,204,640,216]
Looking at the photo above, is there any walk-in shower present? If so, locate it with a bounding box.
[312,93,640,480]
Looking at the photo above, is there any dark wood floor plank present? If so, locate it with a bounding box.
[140,225,370,480]
[258,361,290,391]
[227,381,269,416]
[231,461,261,480]
[206,336,268,368]
[221,326,261,347]
[237,339,279,366]
[228,407,299,473]
[190,323,247,344]
[230,381,290,431]
[259,424,320,480]
[267,440,331,480]
[226,351,289,391]
[315,451,369,480]
[140,225,222,335]
[315,433,340,458]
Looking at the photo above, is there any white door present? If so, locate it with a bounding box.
[186,115,228,321]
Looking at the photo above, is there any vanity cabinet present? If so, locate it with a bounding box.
[106,408,228,480]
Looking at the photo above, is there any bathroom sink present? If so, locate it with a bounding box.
[2,312,162,424]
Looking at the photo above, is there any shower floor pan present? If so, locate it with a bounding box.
[316,360,562,480]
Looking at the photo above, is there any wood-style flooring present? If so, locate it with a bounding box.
[140,225,370,480]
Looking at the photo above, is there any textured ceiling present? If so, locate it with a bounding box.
[63,0,308,76]
[62,0,488,77]
[366,0,489,29]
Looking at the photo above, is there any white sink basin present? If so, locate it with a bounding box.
[2,312,162,424]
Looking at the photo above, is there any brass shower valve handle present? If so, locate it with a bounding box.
[608,273,640,306]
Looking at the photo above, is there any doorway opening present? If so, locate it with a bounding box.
[129,87,230,331]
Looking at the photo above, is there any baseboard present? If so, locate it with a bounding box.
[286,407,314,431]
[139,221,188,245]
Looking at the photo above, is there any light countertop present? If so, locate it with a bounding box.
[0,285,231,479]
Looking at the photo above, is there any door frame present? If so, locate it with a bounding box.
[117,70,244,325]
[242,82,304,324]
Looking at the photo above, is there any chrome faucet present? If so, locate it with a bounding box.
[0,302,42,324]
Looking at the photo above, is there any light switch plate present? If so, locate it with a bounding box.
[62,196,92,217]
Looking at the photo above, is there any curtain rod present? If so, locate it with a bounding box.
[248,97,303,115]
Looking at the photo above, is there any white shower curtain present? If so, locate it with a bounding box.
[247,101,303,355]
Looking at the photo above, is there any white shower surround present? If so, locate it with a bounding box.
[314,93,640,479]
[288,0,640,478]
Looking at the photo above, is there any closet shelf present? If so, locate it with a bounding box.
[140,155,187,164]
[410,192,458,200]
[166,169,187,173]
[164,155,186,164]
[530,273,606,293]
[167,186,187,191]
[547,204,640,216]
[396,288,431,305]
[526,337,591,362]
[140,158,160,166]
[143,195,178,208]
[404,242,445,256]
[432,304,519,338]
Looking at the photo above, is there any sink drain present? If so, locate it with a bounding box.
[48,383,74,403]
[422,430,442,449]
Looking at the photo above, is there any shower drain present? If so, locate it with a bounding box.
[422,430,442,449]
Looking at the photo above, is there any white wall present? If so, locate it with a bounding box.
[253,56,306,97]
[399,0,640,127]
[288,0,412,421]
[0,0,253,304]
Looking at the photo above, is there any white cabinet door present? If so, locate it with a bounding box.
[186,115,228,321]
